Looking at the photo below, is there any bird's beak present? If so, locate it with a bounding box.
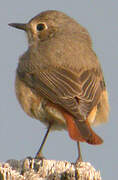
[8,23,27,31]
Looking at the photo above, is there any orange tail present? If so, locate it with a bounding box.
[76,120,103,145]
[63,112,103,145]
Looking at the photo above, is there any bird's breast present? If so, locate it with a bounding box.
[15,74,67,130]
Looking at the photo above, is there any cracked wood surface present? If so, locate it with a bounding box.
[0,158,102,180]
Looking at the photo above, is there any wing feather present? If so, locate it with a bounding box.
[18,66,104,120]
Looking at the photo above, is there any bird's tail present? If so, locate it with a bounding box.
[63,112,103,145]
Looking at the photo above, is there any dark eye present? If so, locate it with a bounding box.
[36,23,46,31]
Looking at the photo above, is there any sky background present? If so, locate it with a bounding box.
[0,1,117,179]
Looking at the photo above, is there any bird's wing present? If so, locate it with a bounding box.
[19,67,104,120]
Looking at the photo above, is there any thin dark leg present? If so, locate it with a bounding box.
[35,124,52,158]
[76,141,82,162]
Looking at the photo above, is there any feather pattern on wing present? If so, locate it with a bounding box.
[17,64,104,121]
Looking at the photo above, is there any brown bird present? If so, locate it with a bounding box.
[9,10,109,161]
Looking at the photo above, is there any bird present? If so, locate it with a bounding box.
[9,10,109,161]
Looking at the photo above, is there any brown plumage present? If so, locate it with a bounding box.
[9,10,109,160]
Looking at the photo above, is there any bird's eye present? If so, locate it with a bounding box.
[36,23,47,31]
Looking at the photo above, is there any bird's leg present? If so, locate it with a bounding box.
[35,123,52,158]
[76,141,83,162]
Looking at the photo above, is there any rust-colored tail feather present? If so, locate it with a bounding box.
[76,120,103,145]
[63,111,103,145]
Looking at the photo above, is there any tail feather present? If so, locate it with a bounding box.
[63,111,103,145]
[76,120,103,145]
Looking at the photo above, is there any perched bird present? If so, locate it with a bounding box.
[9,10,109,161]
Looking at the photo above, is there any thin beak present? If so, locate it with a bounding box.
[8,23,27,31]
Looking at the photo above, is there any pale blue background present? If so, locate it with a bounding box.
[0,1,117,179]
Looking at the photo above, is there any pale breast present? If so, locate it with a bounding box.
[15,74,67,130]
[87,90,109,126]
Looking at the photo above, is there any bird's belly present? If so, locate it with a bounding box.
[15,75,67,130]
